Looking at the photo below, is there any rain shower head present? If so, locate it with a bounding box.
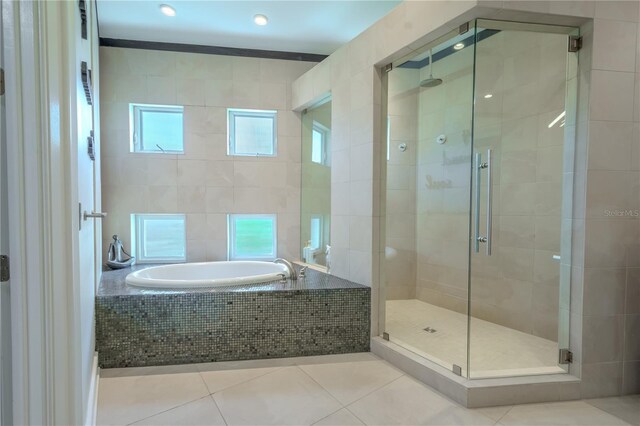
[420,77,443,87]
[419,48,443,88]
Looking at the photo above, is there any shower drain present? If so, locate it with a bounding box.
[423,327,437,333]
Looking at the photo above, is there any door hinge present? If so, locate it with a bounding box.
[383,63,393,73]
[568,36,582,52]
[559,348,573,364]
[459,22,470,35]
[0,255,9,282]
[87,130,95,161]
[452,364,462,376]
[382,332,390,341]
[0,68,5,96]
[79,0,88,40]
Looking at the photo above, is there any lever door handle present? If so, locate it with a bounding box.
[83,211,107,220]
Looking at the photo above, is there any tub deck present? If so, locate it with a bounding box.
[96,264,371,368]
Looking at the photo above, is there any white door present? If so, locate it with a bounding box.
[75,1,99,420]
[0,4,12,423]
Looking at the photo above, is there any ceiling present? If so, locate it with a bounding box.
[96,1,402,55]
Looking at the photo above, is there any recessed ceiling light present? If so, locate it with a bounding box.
[454,42,465,50]
[484,93,493,99]
[159,4,176,16]
[254,14,268,26]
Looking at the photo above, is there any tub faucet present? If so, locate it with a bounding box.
[274,258,297,280]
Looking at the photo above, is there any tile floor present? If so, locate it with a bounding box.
[385,300,564,378]
[97,353,638,426]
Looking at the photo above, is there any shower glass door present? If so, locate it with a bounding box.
[469,19,579,378]
[384,26,475,375]
[383,19,578,380]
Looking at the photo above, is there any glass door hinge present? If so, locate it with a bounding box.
[568,36,582,52]
[0,68,4,96]
[382,332,390,341]
[559,348,573,364]
[0,255,9,282]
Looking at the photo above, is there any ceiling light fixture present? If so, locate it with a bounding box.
[254,14,268,26]
[484,94,493,99]
[454,42,465,50]
[159,4,176,16]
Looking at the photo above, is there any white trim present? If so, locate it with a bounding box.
[309,214,323,250]
[85,353,99,426]
[131,213,187,263]
[129,103,184,153]
[311,121,330,166]
[227,214,278,260]
[3,1,97,423]
[227,108,278,157]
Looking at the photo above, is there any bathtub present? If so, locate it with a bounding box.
[125,261,290,289]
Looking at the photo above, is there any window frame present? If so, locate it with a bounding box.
[130,103,185,154]
[309,214,323,250]
[311,120,330,166]
[227,108,278,157]
[227,213,278,261]
[131,213,187,263]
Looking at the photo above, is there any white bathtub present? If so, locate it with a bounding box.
[125,261,290,289]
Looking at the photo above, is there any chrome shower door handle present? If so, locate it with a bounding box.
[485,148,493,256]
[474,152,482,253]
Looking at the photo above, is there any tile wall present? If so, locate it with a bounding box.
[100,48,315,263]
[577,1,640,397]
[386,67,418,300]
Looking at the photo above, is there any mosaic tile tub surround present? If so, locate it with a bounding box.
[96,265,371,368]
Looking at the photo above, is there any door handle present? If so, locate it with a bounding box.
[79,202,107,230]
[474,152,482,253]
[474,149,493,256]
[83,211,107,220]
[485,148,493,256]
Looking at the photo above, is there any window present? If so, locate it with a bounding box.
[228,214,277,260]
[310,215,323,249]
[132,214,186,263]
[130,103,184,153]
[311,121,330,165]
[228,109,277,156]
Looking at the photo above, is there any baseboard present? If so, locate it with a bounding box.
[85,352,100,426]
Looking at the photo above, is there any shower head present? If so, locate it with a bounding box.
[420,77,443,88]
[419,48,443,88]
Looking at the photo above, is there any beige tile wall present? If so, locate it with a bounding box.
[469,31,569,341]
[386,68,418,300]
[414,46,474,316]
[291,0,638,398]
[577,1,640,397]
[100,47,315,263]
[385,31,568,342]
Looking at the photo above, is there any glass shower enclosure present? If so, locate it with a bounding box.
[382,19,579,379]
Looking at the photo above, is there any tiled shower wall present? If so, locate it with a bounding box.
[576,2,640,396]
[414,47,474,317]
[385,33,567,341]
[292,0,639,398]
[386,67,418,300]
[100,48,315,263]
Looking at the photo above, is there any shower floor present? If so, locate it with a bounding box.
[385,299,565,378]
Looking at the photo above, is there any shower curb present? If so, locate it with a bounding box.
[371,337,581,408]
